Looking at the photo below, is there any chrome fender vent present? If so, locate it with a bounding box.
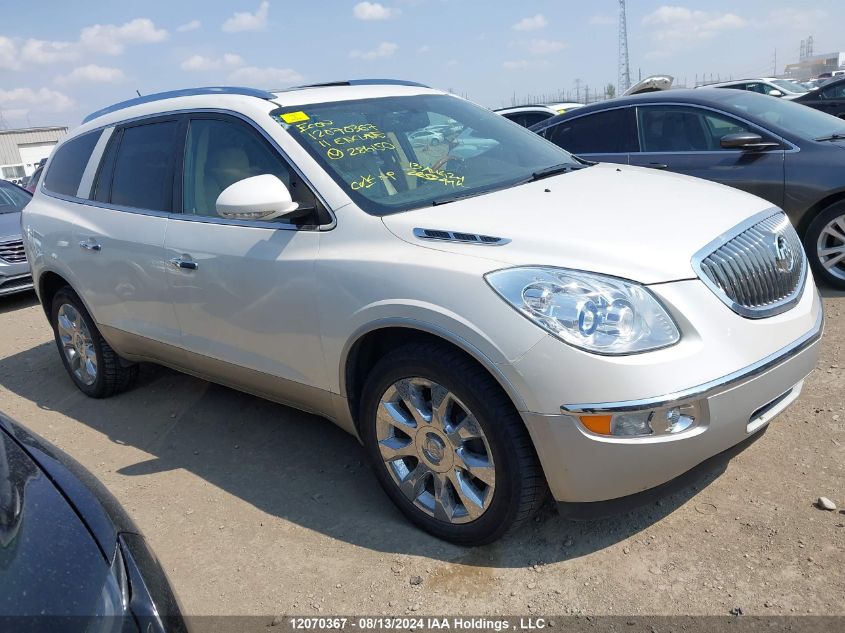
[413,228,510,246]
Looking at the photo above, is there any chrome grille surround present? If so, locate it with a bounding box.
[0,238,27,263]
[692,209,806,319]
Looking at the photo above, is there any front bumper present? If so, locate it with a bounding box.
[0,252,32,296]
[521,306,823,503]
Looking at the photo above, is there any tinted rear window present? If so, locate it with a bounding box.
[109,121,179,212]
[43,131,100,197]
[547,108,637,154]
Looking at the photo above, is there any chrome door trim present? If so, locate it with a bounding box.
[561,306,823,414]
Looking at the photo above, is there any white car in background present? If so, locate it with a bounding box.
[22,80,823,545]
[495,104,584,128]
[699,78,809,100]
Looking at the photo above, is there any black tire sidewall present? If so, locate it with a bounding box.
[50,288,109,397]
[804,202,845,288]
[360,349,529,545]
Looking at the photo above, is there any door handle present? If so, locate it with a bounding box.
[79,240,101,252]
[648,163,669,170]
[169,256,198,271]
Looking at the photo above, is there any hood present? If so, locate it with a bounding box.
[0,211,22,242]
[0,425,111,616]
[382,163,775,284]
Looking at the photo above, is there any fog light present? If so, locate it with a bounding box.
[579,403,700,438]
[611,411,654,436]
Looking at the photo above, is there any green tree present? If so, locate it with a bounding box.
[606,83,617,99]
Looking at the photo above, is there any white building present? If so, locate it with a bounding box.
[784,51,845,80]
[0,126,68,183]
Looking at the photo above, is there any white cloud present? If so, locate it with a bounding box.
[177,19,202,32]
[0,87,75,112]
[512,14,547,31]
[353,2,400,20]
[763,8,827,31]
[502,59,551,70]
[418,45,432,54]
[222,1,270,32]
[181,53,244,71]
[79,18,168,55]
[56,64,125,85]
[642,6,746,57]
[229,65,302,86]
[21,39,78,64]
[349,41,398,60]
[523,38,567,55]
[0,36,19,70]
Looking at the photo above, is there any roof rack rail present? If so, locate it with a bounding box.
[280,79,431,91]
[82,86,278,124]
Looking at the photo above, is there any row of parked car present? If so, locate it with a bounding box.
[495,76,845,288]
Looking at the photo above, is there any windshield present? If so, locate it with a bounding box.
[0,182,31,214]
[771,79,808,94]
[720,91,845,140]
[273,94,578,215]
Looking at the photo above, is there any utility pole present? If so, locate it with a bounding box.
[772,48,778,76]
[574,78,582,103]
[618,0,631,94]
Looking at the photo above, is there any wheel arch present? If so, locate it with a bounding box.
[341,320,528,433]
[37,269,73,320]
[796,189,845,237]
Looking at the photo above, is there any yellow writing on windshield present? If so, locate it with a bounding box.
[404,162,465,188]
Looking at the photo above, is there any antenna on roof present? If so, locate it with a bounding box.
[136,90,142,97]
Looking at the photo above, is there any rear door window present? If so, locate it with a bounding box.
[546,108,637,154]
[43,131,100,197]
[107,120,181,212]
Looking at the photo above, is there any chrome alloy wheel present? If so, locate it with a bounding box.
[376,378,496,524]
[817,213,845,281]
[56,303,98,386]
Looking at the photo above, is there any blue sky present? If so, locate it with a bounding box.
[1,1,842,128]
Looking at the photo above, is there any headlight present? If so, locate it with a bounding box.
[485,267,680,355]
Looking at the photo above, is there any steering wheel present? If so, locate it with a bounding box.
[432,154,465,172]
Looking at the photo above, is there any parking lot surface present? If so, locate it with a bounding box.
[0,289,842,617]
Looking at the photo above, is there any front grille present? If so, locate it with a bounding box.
[0,239,27,263]
[693,211,806,318]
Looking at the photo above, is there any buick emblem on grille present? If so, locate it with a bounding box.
[773,234,795,273]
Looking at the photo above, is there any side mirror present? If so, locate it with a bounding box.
[215,174,300,221]
[720,133,778,150]
[768,89,784,97]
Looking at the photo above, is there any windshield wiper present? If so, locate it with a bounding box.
[814,133,845,142]
[529,163,586,182]
[430,189,491,206]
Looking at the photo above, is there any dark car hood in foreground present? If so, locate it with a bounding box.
[0,425,111,617]
[0,212,22,242]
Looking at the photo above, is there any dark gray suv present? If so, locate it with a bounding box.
[531,89,845,288]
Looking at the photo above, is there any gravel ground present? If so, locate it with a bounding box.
[0,287,842,618]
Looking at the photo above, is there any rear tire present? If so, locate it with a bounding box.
[50,286,138,398]
[359,341,547,545]
[804,201,845,289]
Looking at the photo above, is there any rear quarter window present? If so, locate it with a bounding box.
[43,131,100,197]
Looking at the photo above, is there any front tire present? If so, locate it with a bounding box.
[804,201,845,288]
[51,286,138,398]
[359,341,547,545]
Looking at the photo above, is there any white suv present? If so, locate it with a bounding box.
[22,80,823,544]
